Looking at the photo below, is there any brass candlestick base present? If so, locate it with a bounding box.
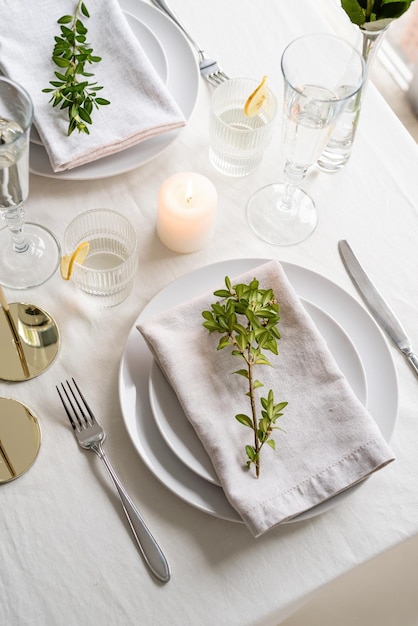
[0,302,60,381]
[0,397,41,482]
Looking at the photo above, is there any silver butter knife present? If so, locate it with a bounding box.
[338,239,418,379]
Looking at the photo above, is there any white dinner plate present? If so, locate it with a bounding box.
[118,259,398,524]
[29,0,199,180]
[148,298,368,486]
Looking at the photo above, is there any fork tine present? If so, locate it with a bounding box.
[56,382,78,431]
[56,379,95,430]
[211,73,226,85]
[207,74,223,87]
[70,378,96,424]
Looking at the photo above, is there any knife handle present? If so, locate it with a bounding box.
[406,352,418,379]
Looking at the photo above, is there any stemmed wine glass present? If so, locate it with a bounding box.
[247,34,365,246]
[0,77,60,289]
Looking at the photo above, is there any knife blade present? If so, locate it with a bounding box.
[338,239,418,379]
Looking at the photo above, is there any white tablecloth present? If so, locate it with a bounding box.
[1,1,418,625]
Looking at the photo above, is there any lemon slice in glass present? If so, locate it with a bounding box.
[244,76,269,117]
[60,241,90,281]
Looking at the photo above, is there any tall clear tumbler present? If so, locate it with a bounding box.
[0,77,60,288]
[247,34,365,246]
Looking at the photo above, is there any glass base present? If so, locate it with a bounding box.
[316,147,351,172]
[246,183,318,246]
[0,223,61,289]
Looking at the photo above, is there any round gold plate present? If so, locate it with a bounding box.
[0,302,60,381]
[0,397,41,483]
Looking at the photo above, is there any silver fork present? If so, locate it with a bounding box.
[150,0,229,86]
[56,378,170,583]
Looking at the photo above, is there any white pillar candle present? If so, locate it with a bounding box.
[157,172,218,253]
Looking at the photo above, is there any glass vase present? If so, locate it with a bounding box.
[317,25,389,172]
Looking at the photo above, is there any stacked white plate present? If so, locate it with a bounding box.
[118,258,398,524]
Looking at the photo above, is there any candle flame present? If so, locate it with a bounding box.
[185,179,193,205]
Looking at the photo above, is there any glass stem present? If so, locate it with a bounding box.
[280,161,307,211]
[2,204,29,253]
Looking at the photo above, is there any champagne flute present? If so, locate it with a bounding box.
[0,77,60,289]
[247,34,365,246]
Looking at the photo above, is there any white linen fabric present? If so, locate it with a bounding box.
[2,1,418,623]
[0,0,185,171]
[137,260,394,537]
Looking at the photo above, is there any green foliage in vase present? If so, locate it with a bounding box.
[202,276,287,478]
[341,0,415,30]
[42,1,110,136]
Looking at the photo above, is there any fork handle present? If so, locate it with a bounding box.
[94,445,170,583]
[150,0,202,55]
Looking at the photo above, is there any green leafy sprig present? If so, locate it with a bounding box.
[202,276,287,478]
[42,1,110,136]
[341,0,415,30]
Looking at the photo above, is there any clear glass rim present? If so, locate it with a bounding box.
[281,33,366,103]
[0,76,34,134]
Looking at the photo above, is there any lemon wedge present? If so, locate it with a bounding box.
[60,241,90,281]
[244,76,269,117]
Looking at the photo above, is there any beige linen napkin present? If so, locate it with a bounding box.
[0,0,186,172]
[137,260,394,537]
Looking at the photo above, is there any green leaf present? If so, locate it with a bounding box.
[78,106,92,124]
[264,340,278,355]
[95,97,110,106]
[234,369,249,379]
[81,2,90,17]
[254,354,272,366]
[378,1,412,19]
[217,336,231,351]
[213,289,231,299]
[274,401,288,413]
[266,439,276,450]
[202,320,219,332]
[245,445,256,461]
[53,57,71,68]
[235,414,253,428]
[76,19,88,35]
[259,417,270,433]
[235,332,248,352]
[58,15,73,24]
[232,323,247,335]
[341,0,366,24]
[256,330,270,349]
[60,25,73,37]
[218,316,229,331]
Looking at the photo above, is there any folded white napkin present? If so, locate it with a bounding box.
[137,260,394,537]
[0,0,186,171]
